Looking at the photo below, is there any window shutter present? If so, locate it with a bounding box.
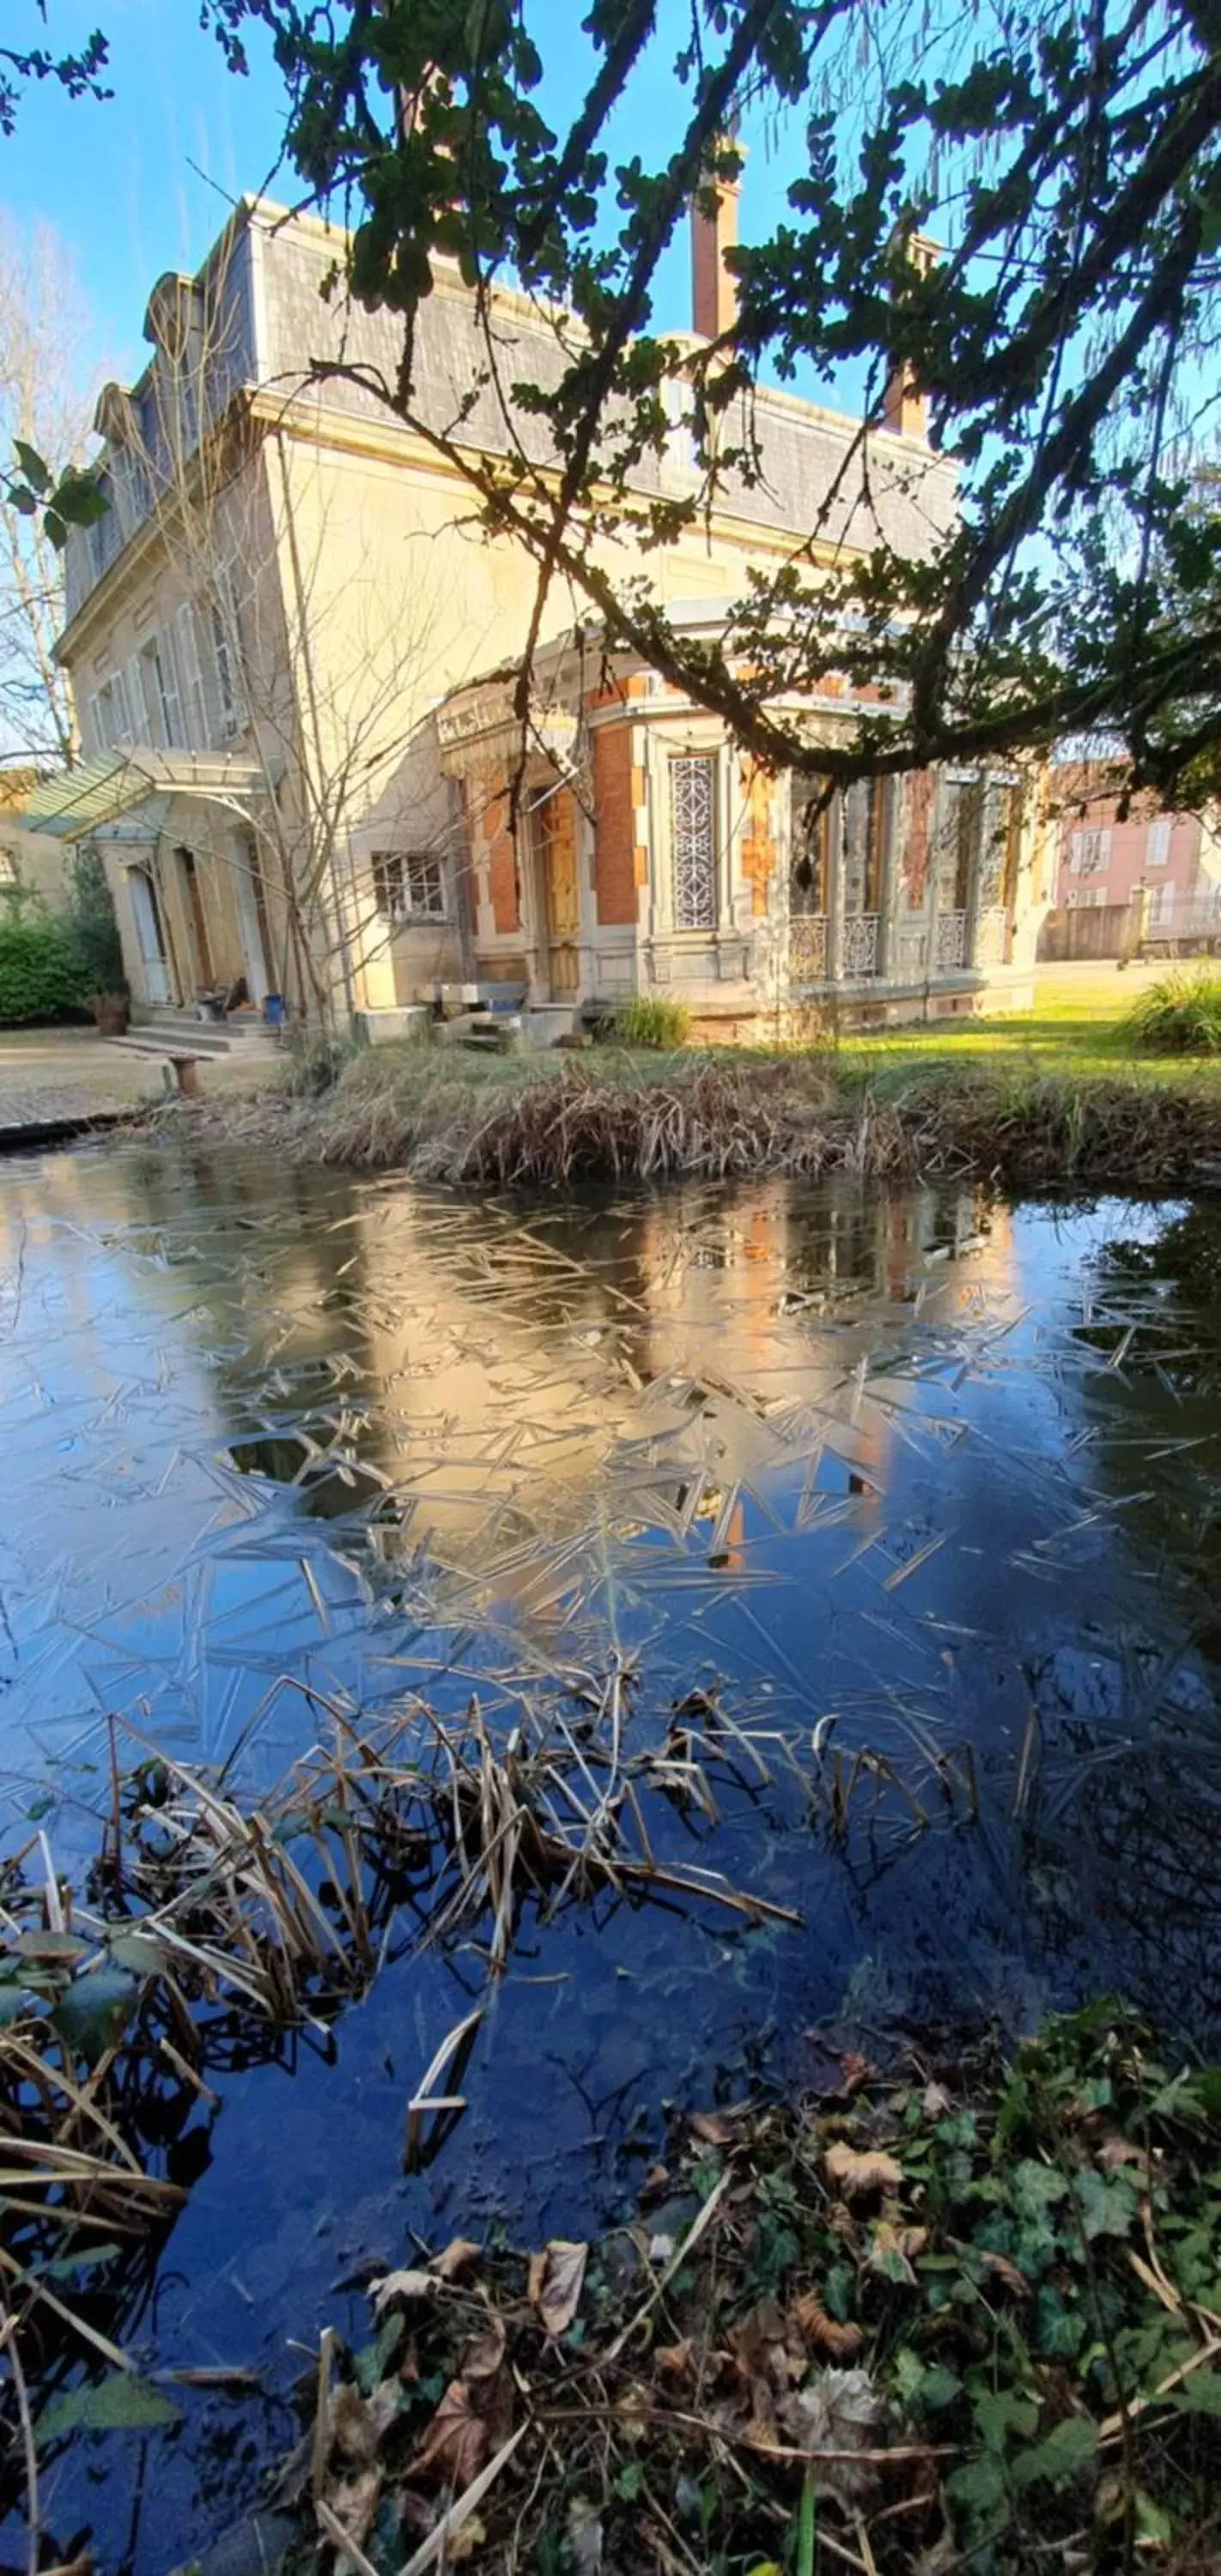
[216,564,247,733]
[158,629,185,747]
[175,601,207,744]
[137,650,165,746]
[129,653,153,744]
[111,667,132,745]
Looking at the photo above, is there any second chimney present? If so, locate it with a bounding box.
[691,152,741,341]
[882,230,939,440]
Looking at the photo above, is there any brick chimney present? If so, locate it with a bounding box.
[882,232,939,440]
[691,156,741,341]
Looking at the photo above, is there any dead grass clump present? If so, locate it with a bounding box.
[908,1067,1220,1186]
[412,1060,920,1189]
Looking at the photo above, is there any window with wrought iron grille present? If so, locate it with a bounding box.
[372,853,448,923]
[669,754,717,929]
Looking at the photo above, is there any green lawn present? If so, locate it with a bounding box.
[840,965,1221,1089]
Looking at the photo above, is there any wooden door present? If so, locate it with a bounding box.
[179,848,213,990]
[534,790,580,996]
[129,867,171,1005]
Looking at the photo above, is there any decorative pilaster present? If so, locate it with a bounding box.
[826,790,845,984]
[875,777,901,981]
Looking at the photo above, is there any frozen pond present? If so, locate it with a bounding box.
[3,1140,1220,2567]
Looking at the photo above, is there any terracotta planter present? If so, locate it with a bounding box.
[93,1004,130,1038]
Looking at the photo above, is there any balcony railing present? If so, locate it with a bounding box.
[934,909,967,969]
[841,913,879,978]
[789,913,828,981]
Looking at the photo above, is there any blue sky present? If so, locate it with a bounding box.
[4,0,818,410]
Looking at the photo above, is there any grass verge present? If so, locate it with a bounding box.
[267,2005,1221,2576]
[164,1037,1221,1193]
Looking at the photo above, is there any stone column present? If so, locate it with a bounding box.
[926,775,943,981]
[964,781,986,969]
[826,789,845,984]
[875,777,901,981]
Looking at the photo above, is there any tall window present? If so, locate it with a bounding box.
[210,600,240,739]
[139,634,184,748]
[670,754,717,929]
[979,782,1018,908]
[842,777,884,913]
[939,777,983,911]
[792,784,831,914]
[175,602,208,744]
[373,853,448,922]
[1146,817,1171,866]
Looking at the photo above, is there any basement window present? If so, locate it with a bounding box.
[373,853,448,923]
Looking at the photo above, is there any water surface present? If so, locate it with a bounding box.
[3,1144,1220,2569]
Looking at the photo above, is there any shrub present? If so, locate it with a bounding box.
[1124,969,1221,1054]
[63,847,126,995]
[611,995,691,1051]
[0,916,89,1024]
[279,1024,363,1097]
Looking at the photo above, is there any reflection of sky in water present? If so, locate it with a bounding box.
[3,1146,1221,2568]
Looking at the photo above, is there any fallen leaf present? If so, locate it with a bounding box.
[431,2237,482,2281]
[1096,2136,1145,2171]
[648,2233,675,2266]
[447,2512,488,2564]
[866,2221,924,2286]
[330,2382,399,2468]
[841,2053,871,2095]
[744,2376,781,2449]
[824,2141,903,2202]
[640,2163,670,2202]
[412,2380,488,2487]
[780,2367,891,2506]
[655,2339,694,2381]
[463,2315,507,2381]
[691,2110,737,2146]
[372,2269,434,2316]
[567,2497,604,2576]
[327,2467,381,2549]
[790,2290,865,2361]
[922,2083,953,2121]
[527,2239,587,2337]
[979,2249,1031,2299]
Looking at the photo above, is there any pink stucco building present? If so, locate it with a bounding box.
[1050,762,1221,937]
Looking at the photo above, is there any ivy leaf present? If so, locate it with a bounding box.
[1171,2372,1221,2418]
[1074,2168,1139,2242]
[974,2388,1038,2450]
[51,1966,139,2064]
[36,2372,179,2447]
[1010,2415,1097,2491]
[1010,2161,1069,2224]
[945,2451,1008,2524]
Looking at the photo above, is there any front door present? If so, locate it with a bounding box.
[128,866,171,1005]
[532,788,580,998]
[178,847,213,991]
[229,831,270,1001]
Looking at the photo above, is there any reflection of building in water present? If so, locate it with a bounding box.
[0,1150,1022,1613]
[335,1174,1017,1583]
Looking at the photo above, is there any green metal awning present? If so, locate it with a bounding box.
[23,748,272,840]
